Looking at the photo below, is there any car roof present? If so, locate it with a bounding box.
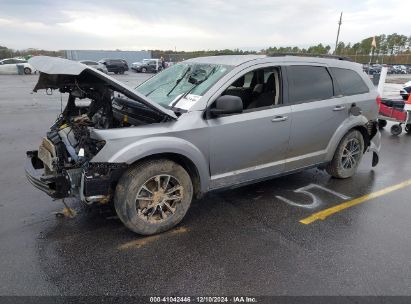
[185,54,359,68]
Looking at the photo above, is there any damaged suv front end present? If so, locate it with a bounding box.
[25,56,177,204]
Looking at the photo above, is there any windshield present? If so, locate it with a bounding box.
[136,62,232,110]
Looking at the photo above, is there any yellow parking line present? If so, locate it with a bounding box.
[299,179,411,225]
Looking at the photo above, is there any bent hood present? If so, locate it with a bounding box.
[29,56,177,119]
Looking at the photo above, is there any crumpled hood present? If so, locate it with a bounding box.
[29,56,177,119]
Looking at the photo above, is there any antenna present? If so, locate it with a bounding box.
[334,12,343,55]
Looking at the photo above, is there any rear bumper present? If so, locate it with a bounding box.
[25,151,71,199]
[368,130,381,167]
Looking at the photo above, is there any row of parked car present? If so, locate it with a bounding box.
[363,64,411,75]
[79,58,168,74]
[0,57,167,75]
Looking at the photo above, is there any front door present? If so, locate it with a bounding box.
[207,66,292,189]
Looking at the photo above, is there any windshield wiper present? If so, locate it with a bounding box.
[145,79,175,97]
[166,67,191,96]
[170,67,217,108]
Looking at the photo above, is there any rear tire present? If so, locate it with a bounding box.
[390,124,402,136]
[326,130,364,179]
[119,68,125,74]
[405,124,411,134]
[114,159,193,235]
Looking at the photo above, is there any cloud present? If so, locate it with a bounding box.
[0,0,409,51]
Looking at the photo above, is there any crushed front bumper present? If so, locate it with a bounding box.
[25,151,71,199]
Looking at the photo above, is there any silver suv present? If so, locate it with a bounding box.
[26,55,381,235]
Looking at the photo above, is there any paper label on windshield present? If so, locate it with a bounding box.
[171,94,202,110]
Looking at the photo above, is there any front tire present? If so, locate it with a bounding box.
[326,130,364,179]
[114,159,193,235]
[24,67,31,74]
[141,67,147,73]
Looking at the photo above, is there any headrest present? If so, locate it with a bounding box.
[232,76,245,87]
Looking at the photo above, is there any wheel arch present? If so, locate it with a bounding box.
[325,116,370,161]
[129,152,204,199]
[94,136,211,197]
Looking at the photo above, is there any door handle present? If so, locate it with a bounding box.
[333,105,346,111]
[271,116,288,122]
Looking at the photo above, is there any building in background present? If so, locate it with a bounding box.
[64,50,151,66]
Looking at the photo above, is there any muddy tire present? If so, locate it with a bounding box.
[326,130,364,179]
[114,159,193,235]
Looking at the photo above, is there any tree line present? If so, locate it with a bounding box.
[2,33,410,63]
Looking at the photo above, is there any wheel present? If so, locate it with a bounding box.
[378,119,387,129]
[114,71,118,74]
[119,68,125,74]
[390,124,402,136]
[326,130,364,179]
[114,159,193,235]
[402,95,408,100]
[405,124,411,134]
[141,67,147,73]
[24,67,31,74]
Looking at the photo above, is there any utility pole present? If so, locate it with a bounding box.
[334,12,343,55]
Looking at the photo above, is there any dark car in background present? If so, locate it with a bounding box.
[98,59,129,74]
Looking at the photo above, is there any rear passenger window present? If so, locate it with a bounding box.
[331,67,369,96]
[287,66,334,103]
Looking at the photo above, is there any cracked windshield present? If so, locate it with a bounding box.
[136,63,232,110]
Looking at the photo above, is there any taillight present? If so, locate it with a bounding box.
[376,95,382,106]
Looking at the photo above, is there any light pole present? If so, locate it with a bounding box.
[334,12,343,55]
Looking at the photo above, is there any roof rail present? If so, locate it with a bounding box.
[267,53,352,61]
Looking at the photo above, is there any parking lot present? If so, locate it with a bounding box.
[1,72,411,296]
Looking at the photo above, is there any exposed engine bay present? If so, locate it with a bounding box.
[26,64,175,204]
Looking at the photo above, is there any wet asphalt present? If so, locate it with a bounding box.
[0,73,410,296]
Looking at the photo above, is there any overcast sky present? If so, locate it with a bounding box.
[0,0,409,51]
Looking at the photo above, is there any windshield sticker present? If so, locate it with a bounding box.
[170,94,202,110]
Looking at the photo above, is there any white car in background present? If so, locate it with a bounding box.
[0,58,34,74]
[79,60,108,74]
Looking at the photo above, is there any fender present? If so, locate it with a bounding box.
[92,136,210,192]
[325,114,369,161]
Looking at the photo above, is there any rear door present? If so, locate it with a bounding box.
[329,67,372,119]
[285,65,349,171]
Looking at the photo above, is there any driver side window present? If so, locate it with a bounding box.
[221,66,282,112]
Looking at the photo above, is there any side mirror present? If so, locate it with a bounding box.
[209,95,243,116]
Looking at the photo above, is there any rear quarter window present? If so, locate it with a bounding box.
[287,65,334,103]
[330,67,369,96]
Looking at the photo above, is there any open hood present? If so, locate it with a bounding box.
[29,56,177,120]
